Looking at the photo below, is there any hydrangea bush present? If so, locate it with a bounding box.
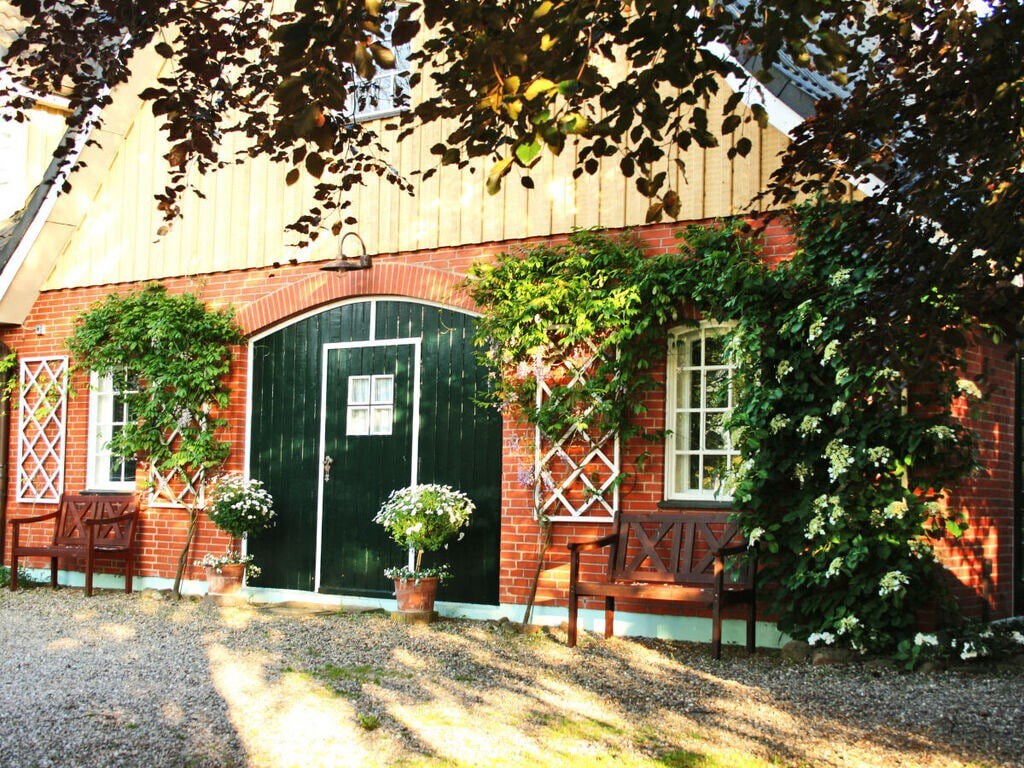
[675,204,980,652]
[205,474,276,539]
[374,484,475,578]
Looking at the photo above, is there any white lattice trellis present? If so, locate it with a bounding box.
[17,357,69,504]
[534,342,620,523]
[147,425,206,509]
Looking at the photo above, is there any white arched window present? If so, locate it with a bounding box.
[665,324,739,501]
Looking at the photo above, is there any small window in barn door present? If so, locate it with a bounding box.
[346,374,394,436]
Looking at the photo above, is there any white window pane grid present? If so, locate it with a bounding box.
[88,374,137,490]
[347,375,394,436]
[346,12,411,121]
[668,327,738,499]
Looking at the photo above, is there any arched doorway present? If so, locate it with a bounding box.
[247,298,501,605]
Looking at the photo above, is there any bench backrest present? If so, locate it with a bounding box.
[608,510,745,586]
[53,494,138,549]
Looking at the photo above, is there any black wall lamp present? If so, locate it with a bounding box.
[321,231,372,272]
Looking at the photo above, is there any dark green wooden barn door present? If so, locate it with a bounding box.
[319,341,418,596]
[248,299,501,605]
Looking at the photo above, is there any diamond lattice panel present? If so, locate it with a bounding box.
[534,344,620,523]
[17,357,68,503]
[147,425,205,509]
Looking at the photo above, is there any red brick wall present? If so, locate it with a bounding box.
[938,337,1019,619]
[2,216,1015,623]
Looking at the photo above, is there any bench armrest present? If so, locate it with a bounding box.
[567,534,617,554]
[713,542,750,558]
[714,541,757,592]
[8,510,59,527]
[568,534,617,588]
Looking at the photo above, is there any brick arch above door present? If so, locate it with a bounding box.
[236,262,474,336]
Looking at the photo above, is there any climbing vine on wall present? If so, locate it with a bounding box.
[66,283,243,597]
[676,207,981,651]
[470,204,984,651]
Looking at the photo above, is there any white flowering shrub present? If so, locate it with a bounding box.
[675,205,980,653]
[374,484,475,555]
[205,474,276,539]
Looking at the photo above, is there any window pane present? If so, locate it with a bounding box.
[370,406,393,435]
[703,454,725,492]
[706,369,729,409]
[346,406,369,435]
[688,411,701,451]
[705,333,726,365]
[705,412,726,450]
[371,375,393,405]
[348,376,370,405]
[688,337,702,367]
[689,371,702,409]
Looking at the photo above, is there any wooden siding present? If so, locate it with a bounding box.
[0,105,67,223]
[43,63,790,290]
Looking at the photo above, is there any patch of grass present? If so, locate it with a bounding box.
[658,749,779,768]
[357,713,381,731]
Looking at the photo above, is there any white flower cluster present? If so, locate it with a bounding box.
[374,484,475,553]
[821,339,840,365]
[826,556,844,579]
[769,414,790,434]
[914,632,939,647]
[835,615,860,635]
[807,631,835,647]
[824,439,854,481]
[878,570,909,598]
[798,415,822,436]
[206,474,276,539]
[747,526,765,545]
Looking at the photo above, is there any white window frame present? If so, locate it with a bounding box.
[86,372,137,491]
[664,324,739,501]
[347,11,412,122]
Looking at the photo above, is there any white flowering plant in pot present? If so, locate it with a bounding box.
[205,473,276,539]
[197,551,261,581]
[374,484,475,582]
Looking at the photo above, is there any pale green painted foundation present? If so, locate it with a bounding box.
[18,568,787,649]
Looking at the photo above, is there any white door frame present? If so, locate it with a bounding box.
[315,337,422,592]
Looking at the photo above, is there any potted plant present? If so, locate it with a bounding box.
[198,551,262,595]
[202,473,276,593]
[374,483,475,615]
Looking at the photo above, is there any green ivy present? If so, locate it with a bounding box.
[466,229,693,449]
[66,283,243,596]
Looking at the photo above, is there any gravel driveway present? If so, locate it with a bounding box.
[1,590,1021,768]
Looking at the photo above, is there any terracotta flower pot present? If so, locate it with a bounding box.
[393,576,439,613]
[206,563,245,595]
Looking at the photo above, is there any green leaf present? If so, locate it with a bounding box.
[514,140,542,167]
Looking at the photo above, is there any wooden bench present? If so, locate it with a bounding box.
[567,510,756,659]
[8,494,139,596]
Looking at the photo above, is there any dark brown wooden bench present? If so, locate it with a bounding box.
[8,494,139,596]
[567,510,756,659]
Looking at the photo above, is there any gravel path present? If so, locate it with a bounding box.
[0,590,1021,768]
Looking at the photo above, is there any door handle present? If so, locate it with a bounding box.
[323,455,334,482]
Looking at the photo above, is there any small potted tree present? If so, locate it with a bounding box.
[202,473,276,594]
[374,483,475,617]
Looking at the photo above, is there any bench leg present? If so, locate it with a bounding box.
[604,596,615,639]
[711,597,723,660]
[50,557,59,590]
[9,551,18,591]
[567,588,579,648]
[85,547,95,597]
[124,554,134,594]
[746,594,756,654]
